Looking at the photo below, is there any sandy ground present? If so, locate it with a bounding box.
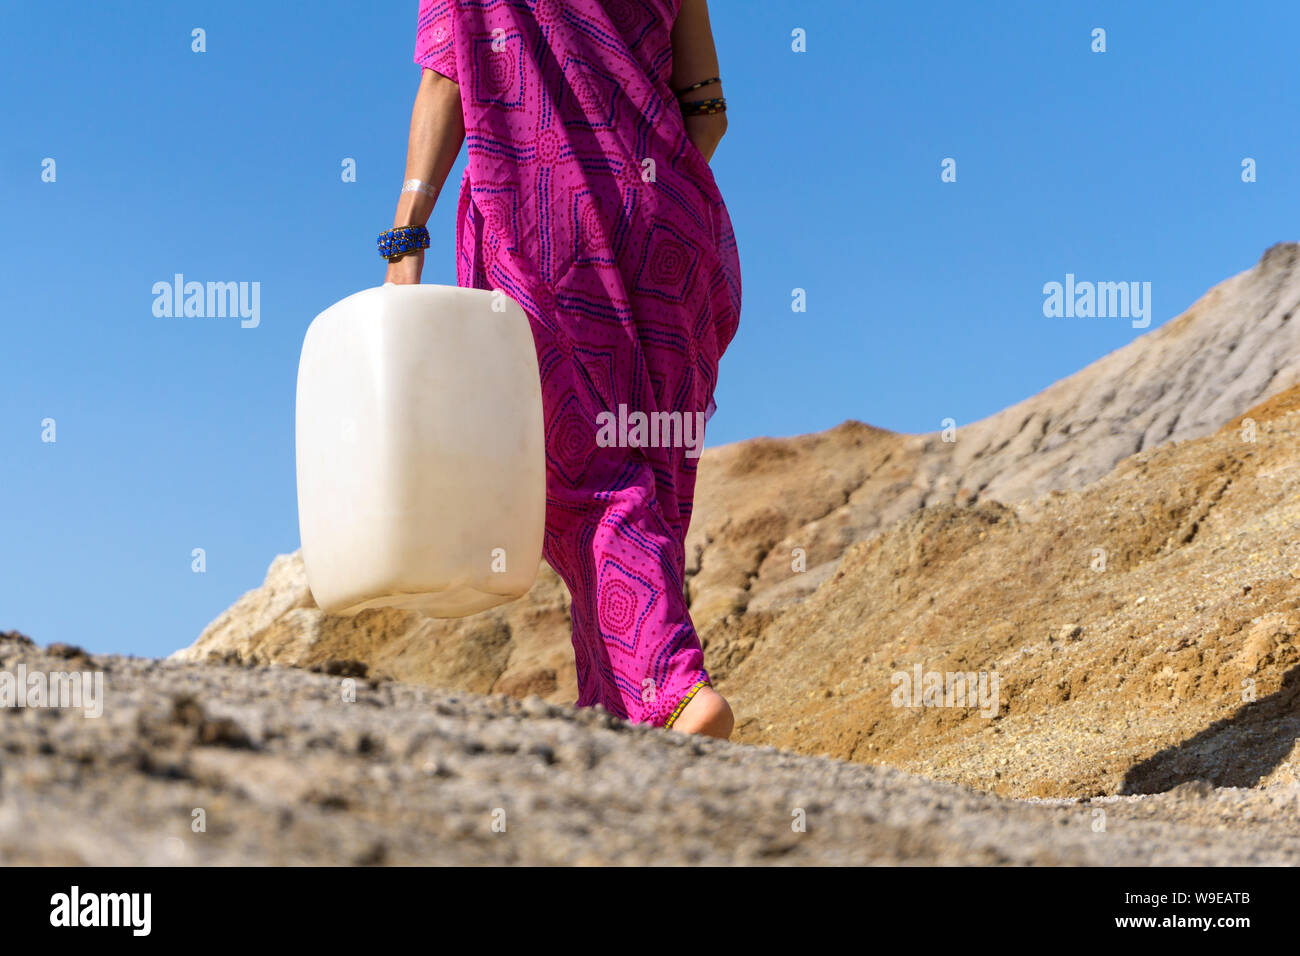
[2,636,1297,865]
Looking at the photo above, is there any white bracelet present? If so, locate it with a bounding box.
[401,179,437,197]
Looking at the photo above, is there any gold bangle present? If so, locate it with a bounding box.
[674,76,720,97]
[681,97,726,117]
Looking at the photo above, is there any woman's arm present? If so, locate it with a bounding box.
[386,68,466,285]
[670,0,728,163]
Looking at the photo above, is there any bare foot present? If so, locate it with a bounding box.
[670,687,734,739]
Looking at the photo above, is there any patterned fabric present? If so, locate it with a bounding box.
[415,0,741,726]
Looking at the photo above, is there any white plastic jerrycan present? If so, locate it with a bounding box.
[295,283,546,617]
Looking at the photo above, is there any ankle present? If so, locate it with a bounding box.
[670,687,734,739]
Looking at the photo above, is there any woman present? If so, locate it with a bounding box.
[384,0,741,738]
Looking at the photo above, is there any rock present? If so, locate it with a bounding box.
[312,659,369,679]
[172,557,576,705]
[520,695,553,718]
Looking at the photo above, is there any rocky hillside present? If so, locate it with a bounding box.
[173,243,1300,798]
[687,241,1300,626]
[724,383,1300,799]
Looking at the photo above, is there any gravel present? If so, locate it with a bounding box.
[2,636,1297,865]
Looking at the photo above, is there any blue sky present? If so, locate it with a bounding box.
[2,0,1296,658]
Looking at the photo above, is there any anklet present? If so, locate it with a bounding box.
[665,679,711,729]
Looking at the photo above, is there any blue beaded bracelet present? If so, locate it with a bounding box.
[378,224,430,262]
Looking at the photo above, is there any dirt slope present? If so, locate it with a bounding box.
[721,384,1300,799]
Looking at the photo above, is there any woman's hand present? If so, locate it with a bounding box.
[385,69,464,287]
[385,249,425,285]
